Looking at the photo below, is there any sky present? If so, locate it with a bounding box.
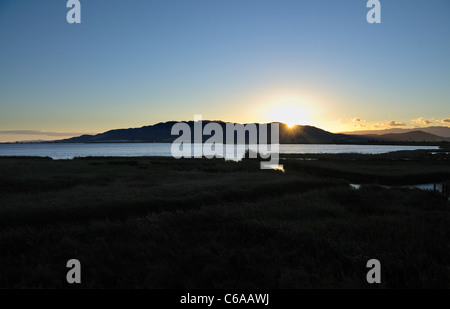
[0,0,449,142]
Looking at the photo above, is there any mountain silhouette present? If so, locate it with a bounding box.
[365,131,449,142]
[340,126,450,138]
[58,121,368,144]
[57,121,448,144]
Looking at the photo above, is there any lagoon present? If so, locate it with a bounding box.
[0,143,440,160]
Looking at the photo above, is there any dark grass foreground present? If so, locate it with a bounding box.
[0,150,449,288]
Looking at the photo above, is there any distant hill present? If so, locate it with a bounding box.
[62,121,181,143]
[56,121,449,144]
[58,121,368,144]
[341,126,450,138]
[278,124,366,143]
[364,131,449,142]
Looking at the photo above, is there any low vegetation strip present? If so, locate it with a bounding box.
[0,153,449,288]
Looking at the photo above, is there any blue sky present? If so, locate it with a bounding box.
[0,0,449,141]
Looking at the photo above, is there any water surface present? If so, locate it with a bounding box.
[0,143,439,160]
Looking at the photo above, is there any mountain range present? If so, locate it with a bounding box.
[340,126,450,138]
[56,122,450,144]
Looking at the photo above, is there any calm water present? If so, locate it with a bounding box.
[0,143,439,160]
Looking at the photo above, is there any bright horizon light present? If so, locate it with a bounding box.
[0,1,449,142]
[265,96,313,128]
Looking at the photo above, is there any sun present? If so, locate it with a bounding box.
[268,103,311,128]
[285,121,296,128]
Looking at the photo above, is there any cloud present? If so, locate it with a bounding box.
[412,117,424,124]
[0,130,88,137]
[442,119,450,123]
[412,117,433,125]
[352,118,361,122]
[387,121,406,127]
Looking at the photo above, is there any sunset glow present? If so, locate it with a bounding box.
[265,96,313,128]
[0,1,448,142]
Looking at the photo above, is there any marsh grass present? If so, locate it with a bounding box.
[0,153,449,288]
